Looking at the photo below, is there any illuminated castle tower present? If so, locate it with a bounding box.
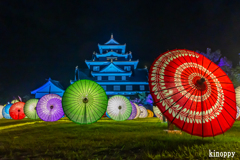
[71,34,149,98]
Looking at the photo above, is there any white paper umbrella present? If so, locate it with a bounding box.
[138,106,148,118]
[236,86,240,107]
[133,103,141,119]
[0,105,4,119]
[107,95,132,121]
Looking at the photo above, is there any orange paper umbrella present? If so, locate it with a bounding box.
[9,102,26,120]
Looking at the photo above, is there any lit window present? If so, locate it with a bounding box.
[97,76,102,80]
[102,86,106,90]
[114,86,120,90]
[109,76,115,80]
[124,66,131,71]
[93,66,100,71]
[126,85,132,91]
[140,85,145,90]
[122,76,126,80]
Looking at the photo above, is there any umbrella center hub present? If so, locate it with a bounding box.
[118,106,122,110]
[50,105,54,109]
[18,109,20,112]
[83,98,88,103]
[195,78,206,90]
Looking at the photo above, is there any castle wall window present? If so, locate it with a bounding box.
[97,76,102,80]
[140,85,145,90]
[124,66,131,71]
[114,85,120,91]
[102,85,106,91]
[122,76,126,80]
[109,76,115,80]
[126,85,132,91]
[93,66,100,71]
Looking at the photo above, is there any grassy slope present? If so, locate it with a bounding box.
[0,118,239,160]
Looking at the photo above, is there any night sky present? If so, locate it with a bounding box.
[1,0,240,103]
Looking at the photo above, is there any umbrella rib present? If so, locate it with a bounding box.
[202,93,215,137]
[208,92,233,127]
[207,92,225,135]
[211,85,235,94]
[209,75,227,80]
[170,50,193,75]
[193,51,201,76]
[177,50,197,74]
[208,90,236,122]
[191,91,200,136]
[203,60,213,77]
[186,50,199,74]
[180,89,198,131]
[152,65,189,78]
[208,82,233,84]
[204,67,220,79]
[210,86,236,105]
[160,85,194,113]
[150,73,189,80]
[170,87,196,124]
[150,83,190,94]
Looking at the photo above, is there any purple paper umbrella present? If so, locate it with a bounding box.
[128,102,137,120]
[36,94,64,122]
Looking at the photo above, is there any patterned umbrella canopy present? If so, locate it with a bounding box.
[2,104,13,119]
[133,103,141,119]
[147,109,154,117]
[24,99,40,120]
[153,106,163,120]
[107,95,132,121]
[10,102,26,120]
[0,105,4,119]
[37,94,64,122]
[149,49,237,137]
[138,106,148,118]
[128,102,137,120]
[62,79,108,124]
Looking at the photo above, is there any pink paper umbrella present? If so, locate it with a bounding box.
[36,94,64,122]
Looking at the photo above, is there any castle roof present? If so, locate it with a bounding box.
[31,78,65,94]
[105,34,119,45]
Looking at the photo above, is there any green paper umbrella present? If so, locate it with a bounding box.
[24,99,40,120]
[62,79,108,124]
[107,95,132,121]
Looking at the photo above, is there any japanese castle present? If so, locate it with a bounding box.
[70,34,149,98]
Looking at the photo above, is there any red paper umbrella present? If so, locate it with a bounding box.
[149,49,237,137]
[9,102,26,120]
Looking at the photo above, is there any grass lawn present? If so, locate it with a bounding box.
[0,117,239,160]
